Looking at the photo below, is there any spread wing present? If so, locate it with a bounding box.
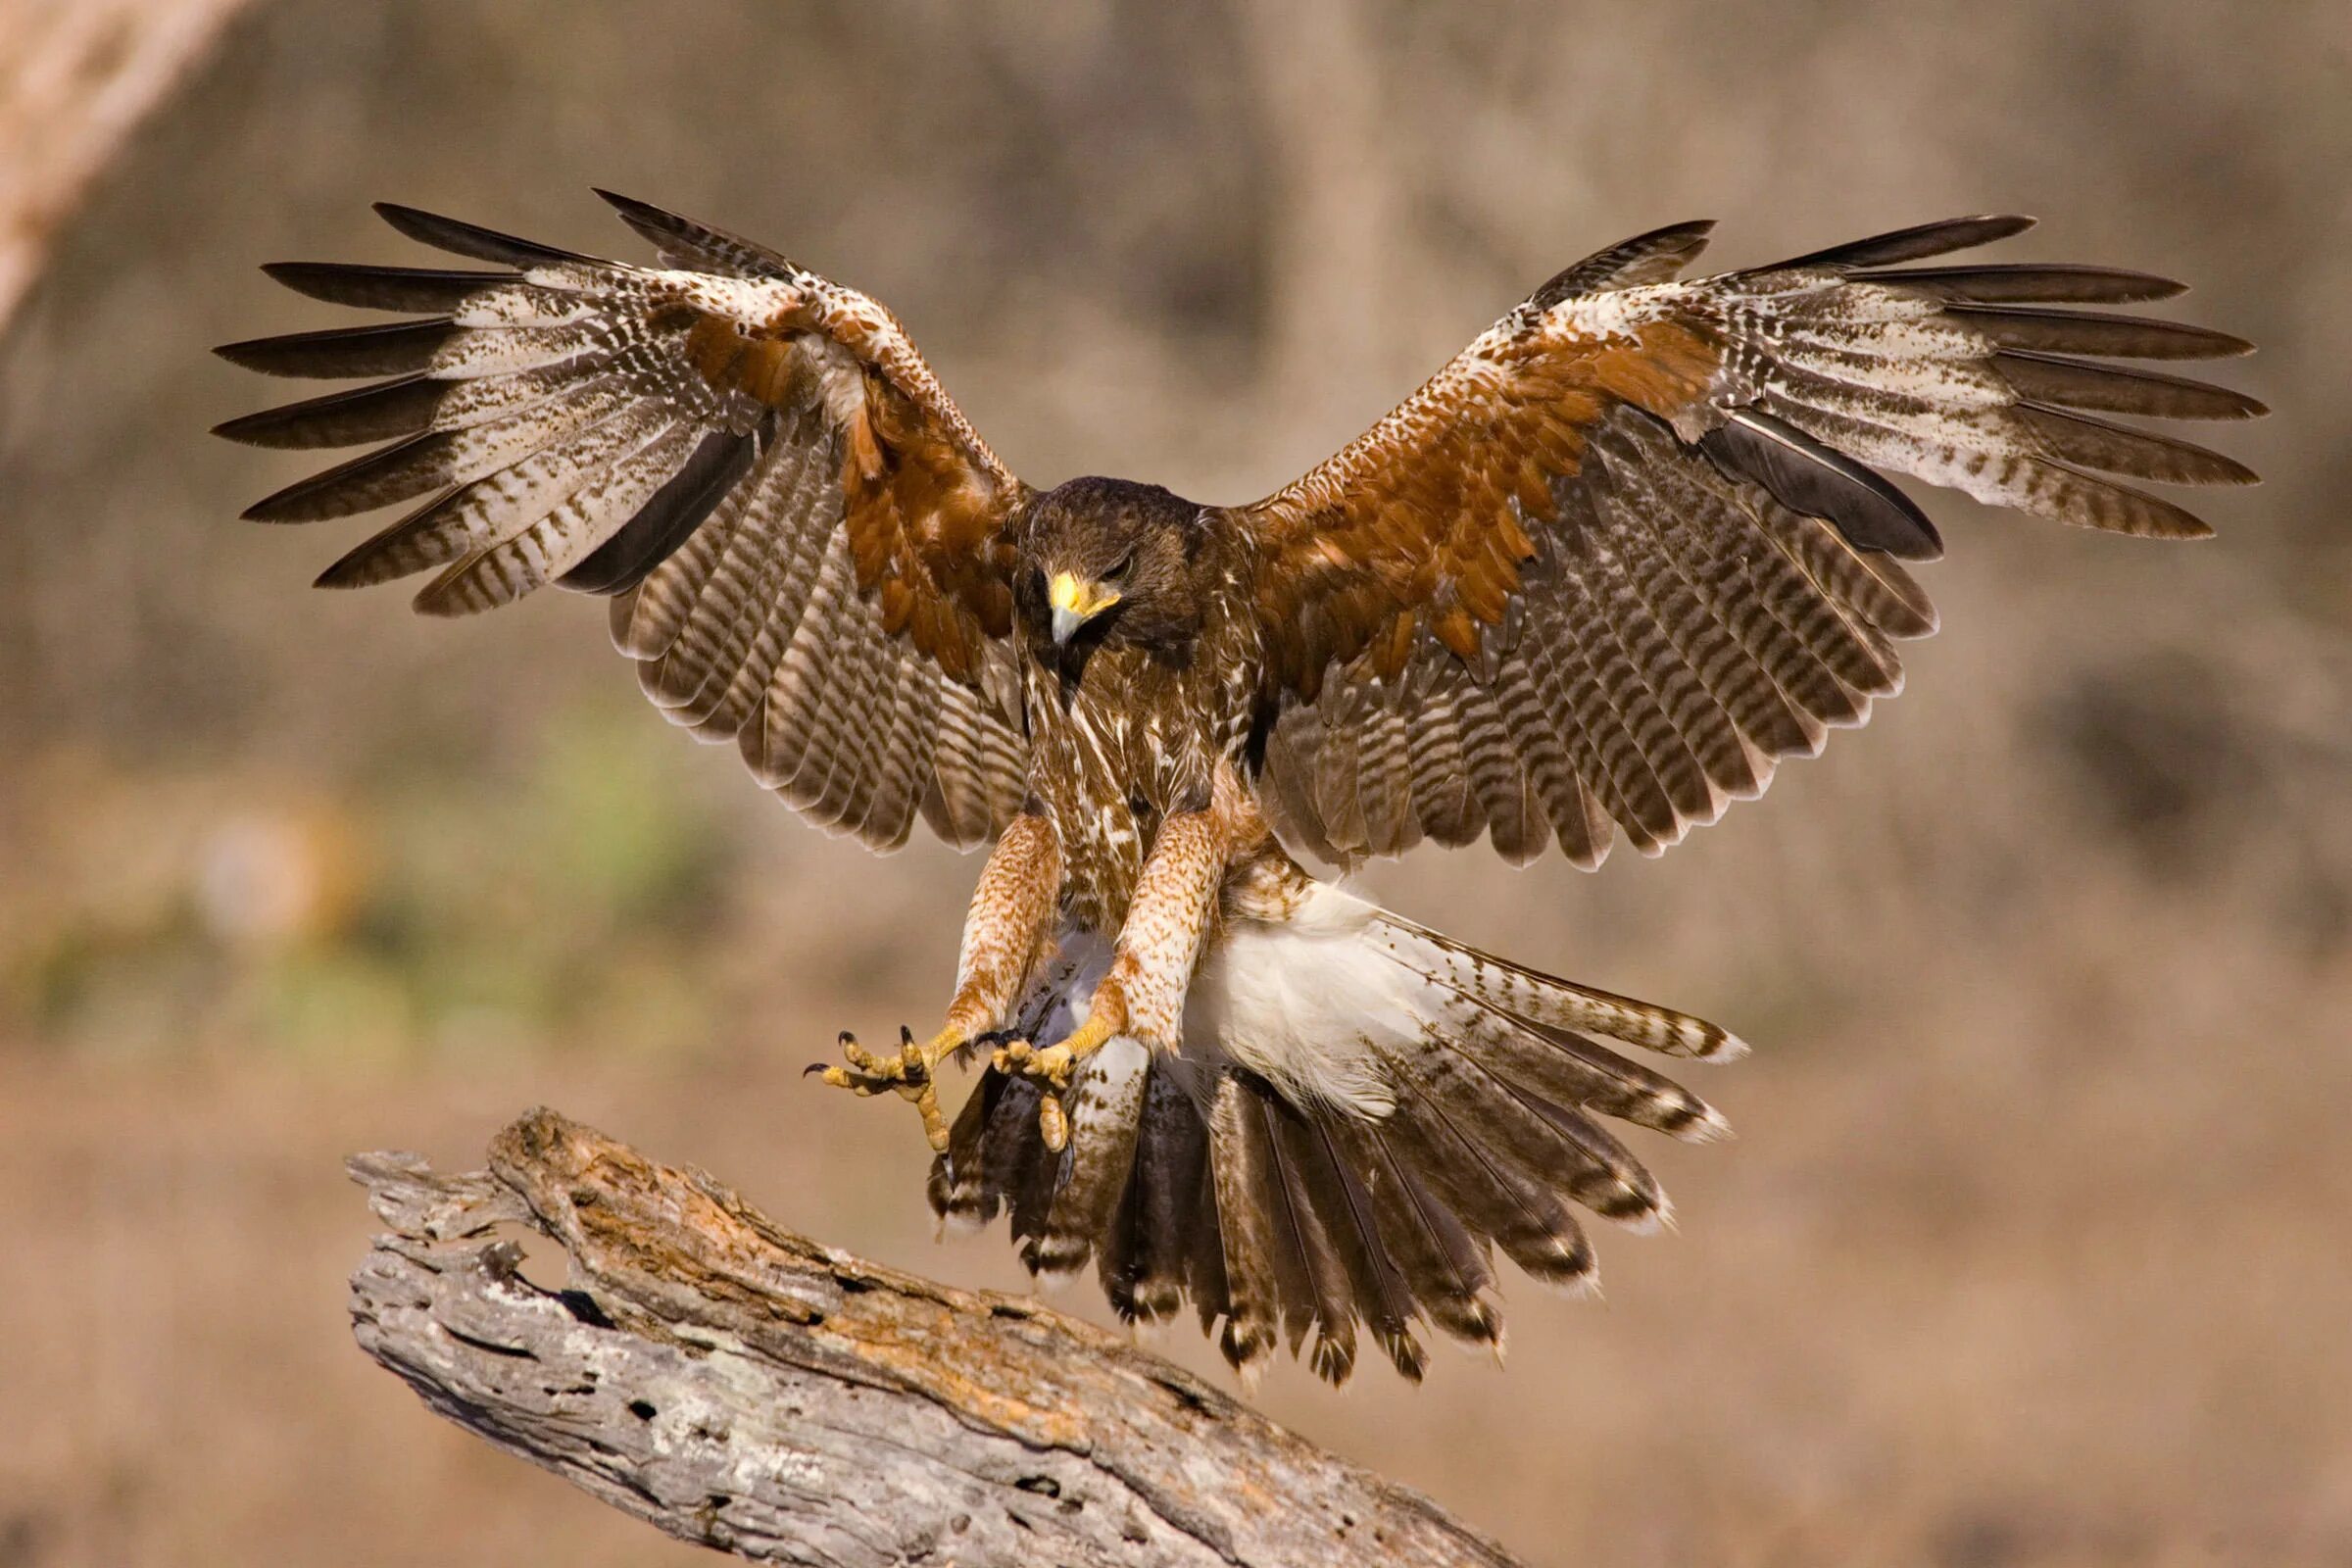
[217,192,1031,850]
[1237,217,2263,867]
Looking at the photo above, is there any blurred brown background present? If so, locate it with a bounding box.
[3,2,2348,1564]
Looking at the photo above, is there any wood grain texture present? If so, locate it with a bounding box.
[346,1107,1524,1568]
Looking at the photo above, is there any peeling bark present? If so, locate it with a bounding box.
[347,1108,1524,1567]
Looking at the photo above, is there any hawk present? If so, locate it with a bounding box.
[218,193,2261,1384]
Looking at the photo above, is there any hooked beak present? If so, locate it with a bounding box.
[1048,571,1120,646]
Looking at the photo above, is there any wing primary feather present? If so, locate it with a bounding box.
[1942,305,2253,360]
[261,261,521,313]
[1764,214,2035,270]
[213,318,459,379]
[2013,403,2260,486]
[1854,262,2186,304]
[372,203,591,268]
[240,430,452,522]
[1993,351,2268,420]
[593,188,799,278]
[211,374,443,450]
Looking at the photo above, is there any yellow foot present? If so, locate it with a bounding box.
[808,1025,963,1152]
[990,1010,1120,1153]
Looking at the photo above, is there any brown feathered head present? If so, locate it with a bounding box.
[1014,476,1212,660]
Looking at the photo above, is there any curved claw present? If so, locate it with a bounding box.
[1038,1094,1071,1153]
[990,1033,1099,1153]
[812,1027,957,1152]
[838,1029,886,1075]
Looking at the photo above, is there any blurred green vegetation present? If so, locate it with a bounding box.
[6,698,732,1066]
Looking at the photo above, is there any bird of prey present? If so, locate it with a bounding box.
[217,193,2260,1384]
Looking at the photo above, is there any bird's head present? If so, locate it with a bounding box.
[1017,477,1210,658]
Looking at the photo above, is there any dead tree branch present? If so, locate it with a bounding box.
[0,0,254,328]
[347,1107,1524,1568]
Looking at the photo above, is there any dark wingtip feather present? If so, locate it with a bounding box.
[237,431,449,523]
[1857,262,2189,305]
[591,186,668,226]
[2017,403,2262,487]
[1771,214,2036,271]
[261,260,518,313]
[373,202,589,268]
[211,375,440,450]
[1947,305,2255,361]
[213,318,456,378]
[592,188,671,253]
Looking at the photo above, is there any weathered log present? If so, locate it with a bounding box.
[347,1107,1524,1568]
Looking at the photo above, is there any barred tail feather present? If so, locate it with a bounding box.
[928,857,1740,1385]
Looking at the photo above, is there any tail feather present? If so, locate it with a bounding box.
[932,1064,1004,1229]
[1102,1064,1210,1325]
[1396,1092,1598,1291]
[1395,1024,1665,1230]
[1033,1040,1149,1277]
[1374,910,1748,1060]
[927,858,1742,1384]
[1181,1139,1233,1341]
[1255,1091,1359,1379]
[984,1074,1059,1252]
[1205,1076,1285,1377]
[1440,986,1729,1141]
[1331,1120,1500,1348]
[1287,1116,1429,1382]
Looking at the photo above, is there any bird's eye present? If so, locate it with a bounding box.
[1103,551,1135,584]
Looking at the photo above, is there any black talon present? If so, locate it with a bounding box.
[802,1062,829,1077]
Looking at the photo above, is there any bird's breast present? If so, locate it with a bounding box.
[1023,647,1235,933]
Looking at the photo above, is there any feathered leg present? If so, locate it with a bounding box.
[816,809,1061,1149]
[995,804,1232,1149]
